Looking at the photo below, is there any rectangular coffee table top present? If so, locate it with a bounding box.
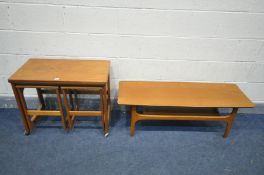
[8,58,110,85]
[118,81,254,108]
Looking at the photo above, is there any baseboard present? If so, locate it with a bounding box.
[0,96,263,114]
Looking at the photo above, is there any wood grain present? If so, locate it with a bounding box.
[118,81,255,108]
[8,58,110,85]
[9,58,111,135]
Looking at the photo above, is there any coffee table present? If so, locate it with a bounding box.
[118,81,254,137]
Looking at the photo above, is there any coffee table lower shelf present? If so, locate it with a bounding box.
[130,106,238,138]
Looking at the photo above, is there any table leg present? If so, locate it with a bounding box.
[100,89,105,135]
[17,88,34,131]
[107,75,111,110]
[103,85,109,136]
[56,89,67,130]
[224,108,238,138]
[107,76,111,131]
[130,106,138,136]
[62,89,73,129]
[11,84,31,135]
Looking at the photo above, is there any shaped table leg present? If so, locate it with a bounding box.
[130,106,138,136]
[224,108,238,138]
[103,85,109,137]
[11,84,31,135]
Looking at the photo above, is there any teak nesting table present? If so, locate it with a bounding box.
[118,81,255,137]
[8,58,111,136]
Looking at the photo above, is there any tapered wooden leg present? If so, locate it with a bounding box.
[107,75,111,110]
[62,90,73,129]
[100,89,105,134]
[224,108,238,138]
[107,76,111,126]
[17,87,34,131]
[103,85,109,136]
[36,88,45,110]
[56,89,67,130]
[11,84,31,135]
[130,106,137,136]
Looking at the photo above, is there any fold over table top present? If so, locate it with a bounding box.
[118,81,254,108]
[8,58,110,85]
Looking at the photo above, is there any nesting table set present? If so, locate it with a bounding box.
[9,58,254,137]
[8,59,111,136]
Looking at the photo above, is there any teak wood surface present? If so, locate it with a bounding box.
[9,58,110,85]
[8,58,111,136]
[118,81,255,137]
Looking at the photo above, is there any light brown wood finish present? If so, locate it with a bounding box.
[69,111,102,116]
[8,58,110,135]
[9,59,110,85]
[118,81,254,108]
[27,110,61,116]
[30,105,43,122]
[61,87,106,135]
[16,86,67,132]
[118,81,255,137]
[56,89,67,130]
[11,84,30,135]
[62,89,73,129]
[103,85,109,135]
[17,88,34,130]
[100,89,105,134]
[107,74,111,110]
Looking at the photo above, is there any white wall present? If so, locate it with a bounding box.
[0,0,264,103]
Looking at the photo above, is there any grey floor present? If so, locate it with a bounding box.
[0,108,263,175]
